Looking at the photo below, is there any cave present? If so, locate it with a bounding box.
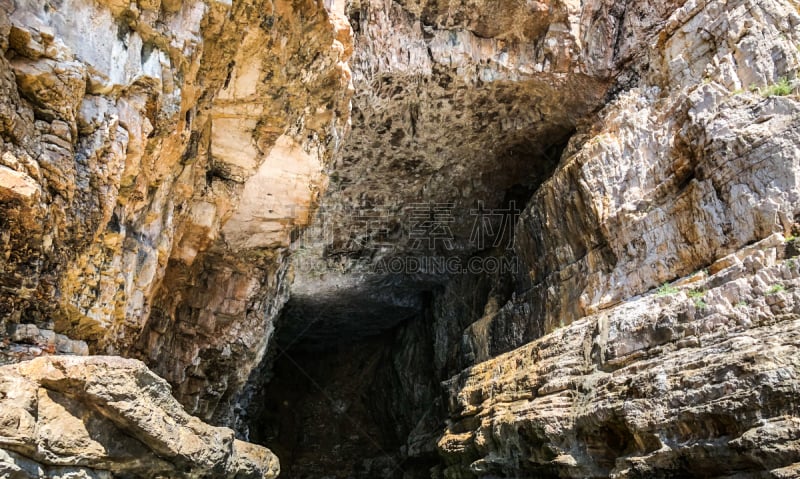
[242,128,572,477]
[250,301,441,478]
[2,0,800,478]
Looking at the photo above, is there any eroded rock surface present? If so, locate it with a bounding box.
[439,235,800,478]
[509,0,800,337]
[0,355,279,478]
[2,0,800,476]
[0,0,353,423]
[431,0,800,476]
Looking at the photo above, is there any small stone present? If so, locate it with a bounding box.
[0,165,40,202]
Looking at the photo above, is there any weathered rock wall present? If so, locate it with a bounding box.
[435,0,800,367]
[511,0,800,335]
[2,0,800,476]
[436,0,800,476]
[439,235,800,478]
[0,0,354,423]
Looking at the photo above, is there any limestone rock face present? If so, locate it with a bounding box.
[430,0,800,475]
[439,235,800,478]
[2,0,800,475]
[0,355,279,478]
[507,0,800,339]
[0,0,353,423]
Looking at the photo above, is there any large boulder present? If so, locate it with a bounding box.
[0,356,279,479]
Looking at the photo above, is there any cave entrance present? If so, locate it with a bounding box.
[242,131,573,478]
[247,292,441,479]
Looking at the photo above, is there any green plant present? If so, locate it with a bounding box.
[657,283,679,296]
[767,284,786,295]
[688,289,705,299]
[735,300,748,308]
[694,298,708,309]
[787,258,797,269]
[592,133,611,146]
[761,77,793,97]
[786,234,798,243]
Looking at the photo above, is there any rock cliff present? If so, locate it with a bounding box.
[2,0,800,477]
[0,0,352,424]
[440,234,800,478]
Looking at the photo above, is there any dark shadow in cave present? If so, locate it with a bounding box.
[248,292,442,479]
[241,132,574,478]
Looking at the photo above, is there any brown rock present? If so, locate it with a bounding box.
[0,165,39,203]
[438,241,800,478]
[0,356,279,478]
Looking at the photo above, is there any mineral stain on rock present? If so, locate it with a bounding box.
[1,0,800,477]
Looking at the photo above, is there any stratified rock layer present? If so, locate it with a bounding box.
[2,0,800,476]
[509,0,800,337]
[0,355,279,478]
[439,236,800,478]
[434,0,800,476]
[0,0,353,423]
